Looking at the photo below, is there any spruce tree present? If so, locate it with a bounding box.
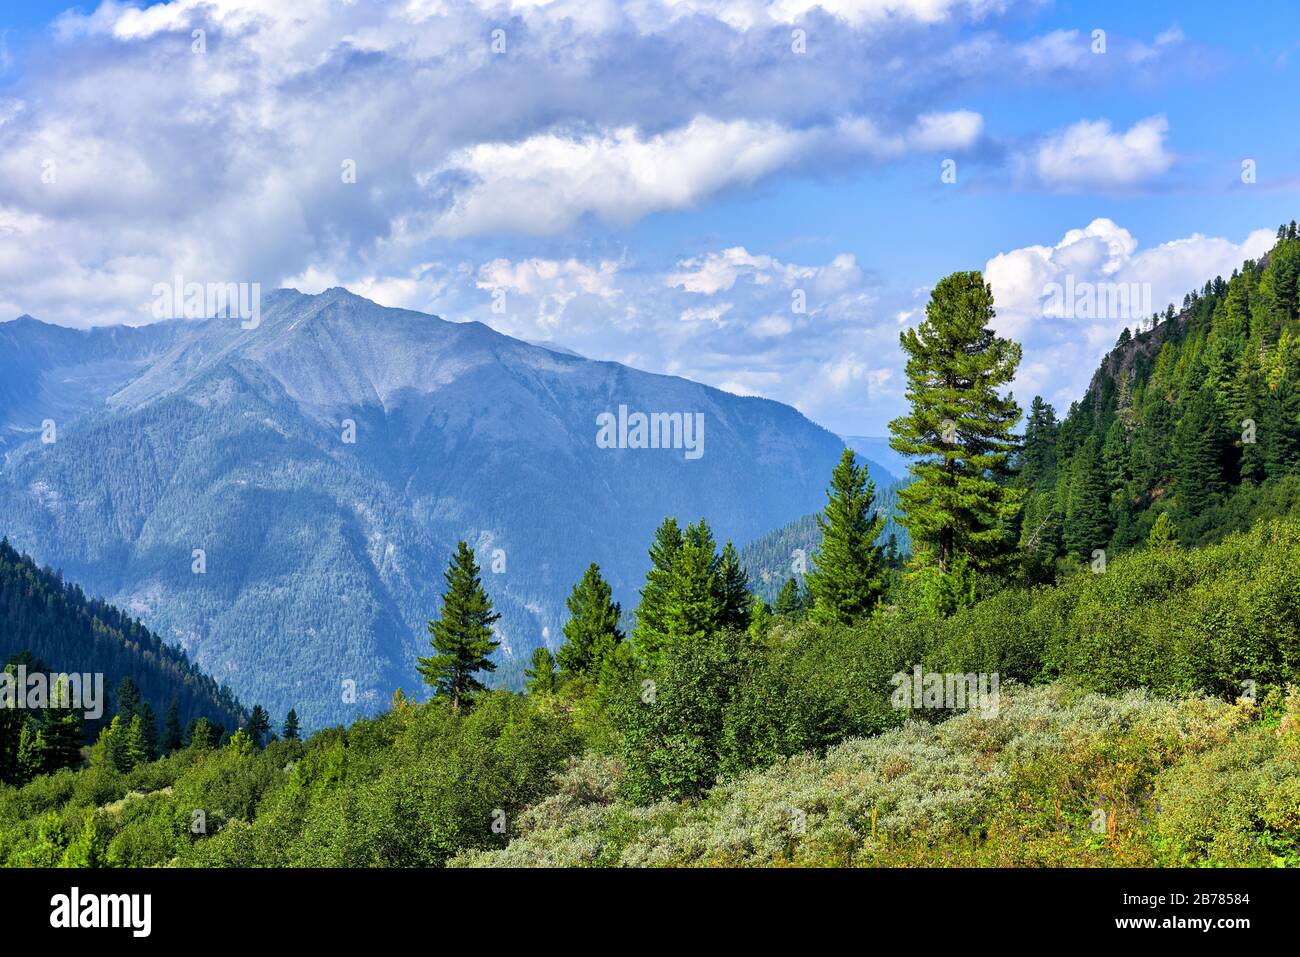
[1148,512,1179,549]
[163,700,183,754]
[1021,396,1059,487]
[805,448,887,625]
[283,709,300,741]
[889,271,1024,573]
[774,577,805,617]
[113,677,141,725]
[187,717,215,750]
[557,563,624,677]
[525,647,557,695]
[122,715,148,771]
[632,518,683,662]
[1174,385,1226,519]
[245,705,270,748]
[1263,377,1300,479]
[1018,489,1062,561]
[1239,369,1268,484]
[17,721,45,784]
[41,675,84,773]
[716,542,752,631]
[1101,418,1129,493]
[1064,436,1111,560]
[663,519,723,644]
[417,541,501,712]
[139,701,159,761]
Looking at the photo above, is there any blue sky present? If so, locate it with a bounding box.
[0,0,1297,435]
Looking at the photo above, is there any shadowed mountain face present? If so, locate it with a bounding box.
[0,289,845,727]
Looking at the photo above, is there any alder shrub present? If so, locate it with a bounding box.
[905,517,1300,700]
[614,622,907,805]
[455,683,1292,868]
[0,690,580,867]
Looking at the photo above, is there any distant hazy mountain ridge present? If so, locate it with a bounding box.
[0,290,847,727]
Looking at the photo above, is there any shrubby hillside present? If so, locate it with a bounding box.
[452,684,1297,868]
[5,232,1300,870]
[3,515,1298,868]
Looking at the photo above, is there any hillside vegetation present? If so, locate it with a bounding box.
[2,515,1298,867]
[5,229,1300,869]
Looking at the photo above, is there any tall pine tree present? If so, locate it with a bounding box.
[889,271,1024,574]
[1021,396,1059,487]
[716,542,752,631]
[632,518,683,662]
[525,647,558,695]
[245,705,270,748]
[163,700,183,754]
[1064,436,1112,560]
[774,577,806,617]
[557,563,624,677]
[417,541,501,712]
[663,519,723,644]
[1173,385,1226,520]
[805,448,887,625]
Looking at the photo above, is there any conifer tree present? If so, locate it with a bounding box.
[525,647,557,695]
[805,448,887,625]
[1148,512,1179,550]
[1064,436,1111,560]
[1239,369,1268,484]
[17,721,45,784]
[41,676,85,773]
[663,519,723,644]
[113,677,141,725]
[889,271,1024,574]
[94,716,127,771]
[187,717,215,750]
[139,701,159,761]
[1021,396,1059,487]
[283,709,300,741]
[633,518,683,662]
[1174,385,1226,519]
[163,700,183,754]
[245,705,270,748]
[417,542,501,712]
[774,577,805,617]
[1263,377,1300,479]
[716,542,752,631]
[557,563,624,676]
[122,714,148,770]
[1018,490,1062,561]
[1101,418,1129,493]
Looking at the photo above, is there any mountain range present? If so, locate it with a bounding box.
[0,290,849,727]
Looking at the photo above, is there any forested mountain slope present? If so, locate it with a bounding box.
[0,537,246,778]
[1018,224,1300,565]
[0,290,846,727]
